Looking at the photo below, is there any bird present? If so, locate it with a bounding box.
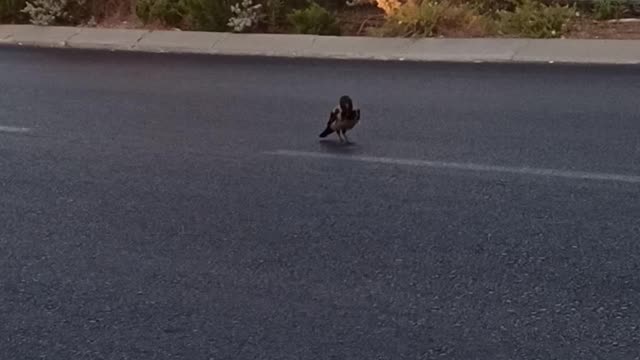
[318,95,361,143]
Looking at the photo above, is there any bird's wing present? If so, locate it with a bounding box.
[328,107,340,124]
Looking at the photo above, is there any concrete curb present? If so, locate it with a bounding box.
[2,25,640,64]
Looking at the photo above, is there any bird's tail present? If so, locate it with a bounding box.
[319,125,334,138]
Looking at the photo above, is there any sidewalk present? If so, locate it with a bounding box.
[2,25,640,64]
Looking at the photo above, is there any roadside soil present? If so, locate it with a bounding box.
[93,4,640,39]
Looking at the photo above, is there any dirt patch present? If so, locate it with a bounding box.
[567,18,640,39]
[336,5,385,36]
[91,1,640,40]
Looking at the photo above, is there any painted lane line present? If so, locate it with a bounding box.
[0,126,31,133]
[266,149,640,184]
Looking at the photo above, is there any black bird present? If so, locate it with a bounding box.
[319,95,361,143]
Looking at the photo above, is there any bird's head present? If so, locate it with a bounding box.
[339,95,354,114]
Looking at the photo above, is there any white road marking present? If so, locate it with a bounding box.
[0,125,31,133]
[266,150,640,184]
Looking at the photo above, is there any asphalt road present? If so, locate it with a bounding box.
[1,46,640,360]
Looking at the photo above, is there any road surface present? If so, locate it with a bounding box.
[1,46,640,359]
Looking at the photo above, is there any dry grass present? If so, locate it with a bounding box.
[336,4,384,36]
[377,0,492,37]
[496,0,575,38]
[89,0,138,27]
[90,0,169,30]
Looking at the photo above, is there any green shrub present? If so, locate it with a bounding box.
[313,0,346,10]
[135,0,153,22]
[182,0,233,31]
[0,0,26,23]
[136,0,185,27]
[265,0,284,30]
[65,0,92,24]
[497,0,575,38]
[264,0,312,32]
[287,2,340,34]
[380,0,490,37]
[593,0,627,20]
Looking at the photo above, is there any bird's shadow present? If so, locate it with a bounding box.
[318,139,359,153]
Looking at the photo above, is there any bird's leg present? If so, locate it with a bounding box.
[342,131,350,144]
[337,130,344,143]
